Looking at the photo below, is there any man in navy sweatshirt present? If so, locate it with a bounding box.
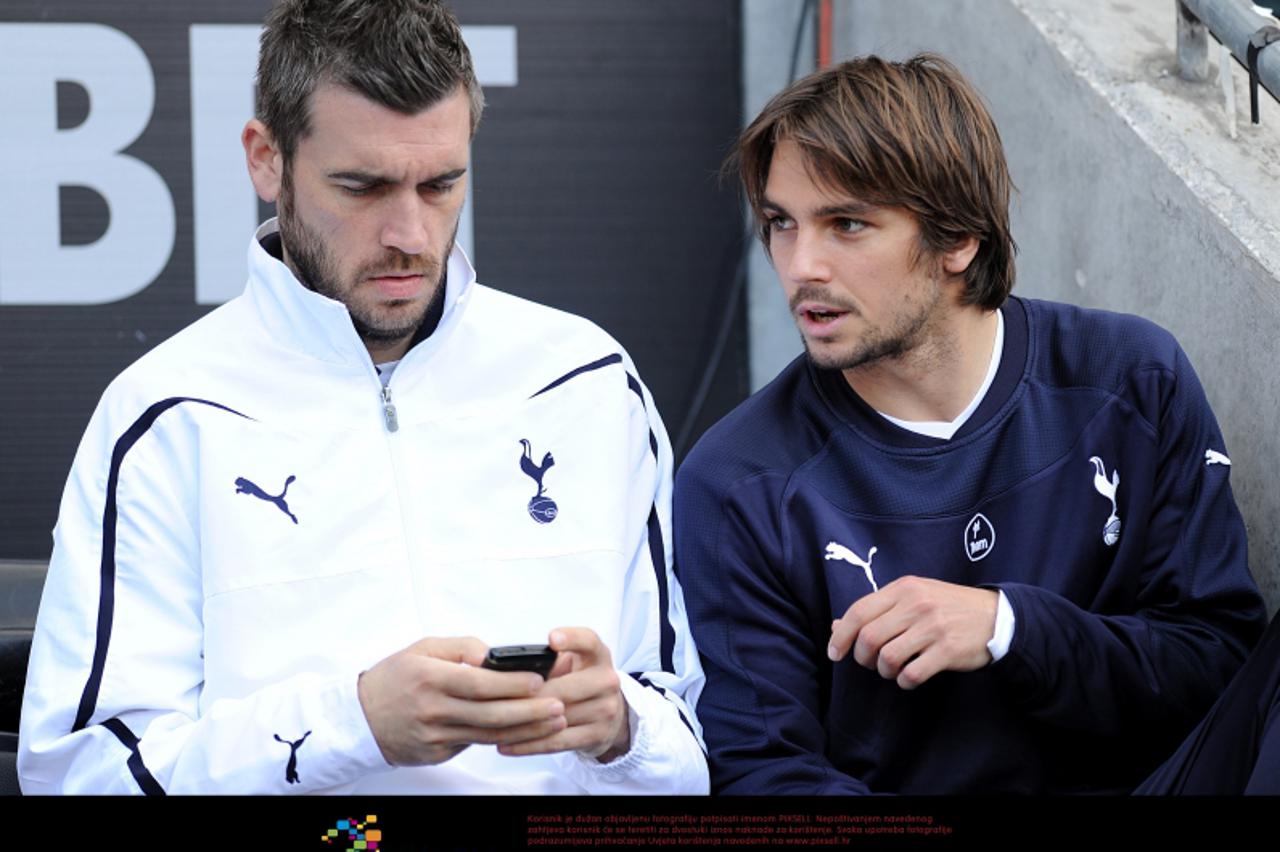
[675,53,1271,794]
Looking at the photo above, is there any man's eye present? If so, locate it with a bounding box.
[339,184,372,196]
[766,215,795,232]
[834,218,866,234]
[421,181,457,196]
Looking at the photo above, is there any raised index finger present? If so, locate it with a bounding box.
[828,587,898,661]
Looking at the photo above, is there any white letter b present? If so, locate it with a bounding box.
[0,24,175,305]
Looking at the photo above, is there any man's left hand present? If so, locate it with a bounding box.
[497,627,631,762]
[827,576,998,690]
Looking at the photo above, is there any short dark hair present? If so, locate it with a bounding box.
[256,0,484,163]
[735,54,1016,310]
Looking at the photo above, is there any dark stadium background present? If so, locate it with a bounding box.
[0,0,747,561]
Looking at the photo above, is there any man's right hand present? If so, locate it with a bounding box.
[356,637,567,766]
[827,576,997,690]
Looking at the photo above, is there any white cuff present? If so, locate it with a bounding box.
[570,673,651,783]
[328,672,397,777]
[986,589,1016,662]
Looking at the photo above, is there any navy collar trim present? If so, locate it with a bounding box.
[810,296,1030,449]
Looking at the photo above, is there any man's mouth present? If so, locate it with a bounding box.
[795,301,853,328]
[804,309,846,324]
[366,272,428,300]
[368,270,428,280]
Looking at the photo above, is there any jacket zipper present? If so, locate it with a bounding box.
[374,374,425,624]
[382,385,399,432]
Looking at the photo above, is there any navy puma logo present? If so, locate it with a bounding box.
[273,731,311,784]
[519,439,558,524]
[235,475,298,524]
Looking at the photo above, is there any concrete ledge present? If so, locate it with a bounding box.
[1013,0,1280,292]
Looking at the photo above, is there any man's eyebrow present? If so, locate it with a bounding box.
[420,168,468,185]
[814,201,877,218]
[327,170,387,184]
[326,168,468,185]
[760,197,877,218]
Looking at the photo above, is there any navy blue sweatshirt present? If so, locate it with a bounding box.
[675,297,1266,794]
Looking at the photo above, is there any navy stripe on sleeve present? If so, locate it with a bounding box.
[530,353,623,398]
[626,374,660,458]
[630,673,702,749]
[645,506,676,673]
[100,718,166,796]
[73,398,252,734]
[624,374,677,674]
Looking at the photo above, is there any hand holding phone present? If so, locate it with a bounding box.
[356,636,566,767]
[495,628,631,762]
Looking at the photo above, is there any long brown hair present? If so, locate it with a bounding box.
[735,54,1016,309]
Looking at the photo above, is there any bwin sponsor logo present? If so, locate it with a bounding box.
[824,541,879,593]
[965,513,995,562]
[519,439,558,524]
[1089,456,1121,546]
[234,474,298,524]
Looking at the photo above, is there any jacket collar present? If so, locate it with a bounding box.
[243,218,477,367]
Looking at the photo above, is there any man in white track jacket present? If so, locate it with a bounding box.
[17,0,707,795]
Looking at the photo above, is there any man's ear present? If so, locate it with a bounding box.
[941,235,980,277]
[243,119,284,203]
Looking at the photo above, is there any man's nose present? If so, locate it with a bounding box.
[380,192,431,256]
[784,228,832,284]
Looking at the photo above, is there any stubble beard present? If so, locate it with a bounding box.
[277,177,453,348]
[793,275,946,373]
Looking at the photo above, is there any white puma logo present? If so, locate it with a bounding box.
[824,541,879,592]
[1205,449,1231,467]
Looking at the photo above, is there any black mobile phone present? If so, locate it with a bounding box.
[481,644,558,679]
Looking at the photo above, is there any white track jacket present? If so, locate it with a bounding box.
[19,222,708,794]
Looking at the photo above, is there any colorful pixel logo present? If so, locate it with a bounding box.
[321,815,380,850]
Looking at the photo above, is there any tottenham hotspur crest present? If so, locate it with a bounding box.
[1089,456,1121,546]
[519,439,558,524]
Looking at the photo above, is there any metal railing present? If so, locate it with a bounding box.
[1177,0,1280,124]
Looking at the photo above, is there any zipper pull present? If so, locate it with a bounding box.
[381,385,399,433]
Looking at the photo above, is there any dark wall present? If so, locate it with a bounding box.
[0,1,747,559]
